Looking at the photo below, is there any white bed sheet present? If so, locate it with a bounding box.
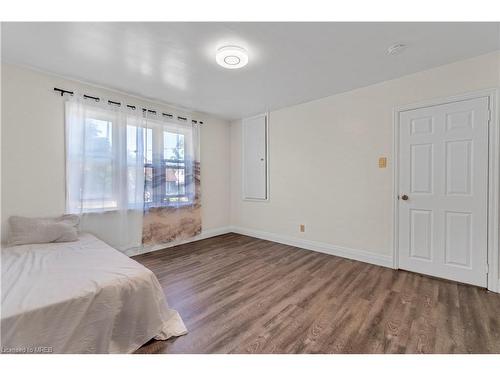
[1,233,187,353]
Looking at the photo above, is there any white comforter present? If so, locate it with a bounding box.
[1,233,187,353]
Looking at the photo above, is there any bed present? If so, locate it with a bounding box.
[1,233,187,353]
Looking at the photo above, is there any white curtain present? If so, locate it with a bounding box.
[65,96,201,253]
[65,97,146,251]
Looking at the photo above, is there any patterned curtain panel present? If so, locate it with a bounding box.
[65,96,201,254]
[141,118,201,247]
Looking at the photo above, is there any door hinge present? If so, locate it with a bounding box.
[488,110,492,122]
[486,263,489,274]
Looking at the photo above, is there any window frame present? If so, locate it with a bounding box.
[78,114,121,212]
[142,123,193,209]
[68,106,194,214]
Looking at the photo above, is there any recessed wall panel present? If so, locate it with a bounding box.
[242,114,268,200]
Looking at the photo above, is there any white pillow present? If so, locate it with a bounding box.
[7,215,80,246]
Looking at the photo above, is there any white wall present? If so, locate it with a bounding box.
[230,52,500,262]
[1,63,231,244]
[2,52,500,275]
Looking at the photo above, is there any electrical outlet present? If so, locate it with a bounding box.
[299,224,305,232]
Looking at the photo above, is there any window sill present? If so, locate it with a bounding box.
[75,202,195,215]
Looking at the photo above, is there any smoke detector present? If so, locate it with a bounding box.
[387,43,407,56]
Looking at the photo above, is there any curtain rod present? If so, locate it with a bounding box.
[53,87,203,125]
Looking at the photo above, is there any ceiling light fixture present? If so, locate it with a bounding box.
[387,43,407,56]
[216,46,248,69]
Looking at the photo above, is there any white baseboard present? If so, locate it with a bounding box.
[126,226,232,256]
[198,226,233,239]
[229,226,393,268]
[128,224,393,269]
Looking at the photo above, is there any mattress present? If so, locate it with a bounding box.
[1,233,187,353]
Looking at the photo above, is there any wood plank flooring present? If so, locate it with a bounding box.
[133,233,500,354]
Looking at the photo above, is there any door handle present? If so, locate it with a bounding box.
[401,194,409,201]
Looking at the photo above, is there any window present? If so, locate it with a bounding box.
[75,120,191,211]
[164,132,188,203]
[141,129,191,207]
[80,118,116,210]
[66,100,196,214]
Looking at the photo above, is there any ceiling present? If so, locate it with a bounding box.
[2,22,499,120]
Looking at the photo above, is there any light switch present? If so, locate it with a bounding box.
[378,157,387,168]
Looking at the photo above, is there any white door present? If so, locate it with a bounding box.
[398,97,490,287]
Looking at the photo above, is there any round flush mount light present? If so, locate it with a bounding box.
[387,43,407,56]
[216,46,248,69]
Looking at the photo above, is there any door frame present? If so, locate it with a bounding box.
[392,88,499,292]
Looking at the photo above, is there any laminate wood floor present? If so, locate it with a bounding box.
[133,233,500,354]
